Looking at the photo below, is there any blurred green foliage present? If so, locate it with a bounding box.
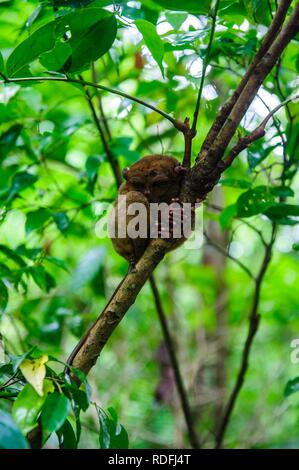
[0,0,299,449]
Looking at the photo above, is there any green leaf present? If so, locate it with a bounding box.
[0,51,4,72]
[29,265,56,292]
[15,245,41,260]
[265,204,299,222]
[0,124,23,160]
[165,11,188,30]
[242,0,271,25]
[39,42,72,72]
[65,367,91,412]
[70,247,105,291]
[52,212,70,234]
[85,155,102,194]
[151,0,211,13]
[97,407,129,449]
[6,171,38,203]
[41,392,69,442]
[269,186,294,198]
[57,419,77,449]
[56,8,117,72]
[236,186,275,218]
[135,19,165,77]
[284,377,299,398]
[0,410,29,449]
[25,208,51,234]
[267,204,299,217]
[0,244,26,268]
[11,349,35,373]
[219,204,237,229]
[286,123,299,162]
[293,243,299,251]
[0,279,8,313]
[7,22,56,77]
[220,178,252,189]
[247,143,278,170]
[12,384,47,434]
[45,256,69,272]
[110,136,139,163]
[25,4,44,30]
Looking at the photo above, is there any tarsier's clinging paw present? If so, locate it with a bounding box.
[108,154,192,263]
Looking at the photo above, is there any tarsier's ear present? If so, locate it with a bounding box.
[174,165,188,175]
[122,167,129,180]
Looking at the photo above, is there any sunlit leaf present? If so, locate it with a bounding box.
[135,19,164,77]
[20,355,48,396]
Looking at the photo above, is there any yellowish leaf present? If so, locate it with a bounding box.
[20,355,48,396]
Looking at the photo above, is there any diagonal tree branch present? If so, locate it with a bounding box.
[198,1,299,174]
[199,0,293,161]
[222,92,299,169]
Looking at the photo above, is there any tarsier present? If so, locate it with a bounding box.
[66,154,191,371]
[109,154,192,265]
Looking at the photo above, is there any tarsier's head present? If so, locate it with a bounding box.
[123,154,187,203]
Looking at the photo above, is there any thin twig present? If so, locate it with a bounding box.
[149,276,200,449]
[91,63,112,141]
[0,74,176,126]
[222,92,299,169]
[80,75,122,185]
[204,231,254,280]
[215,223,276,448]
[191,0,220,134]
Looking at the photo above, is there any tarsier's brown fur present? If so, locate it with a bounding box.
[109,154,190,263]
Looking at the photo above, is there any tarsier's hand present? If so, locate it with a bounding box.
[153,198,194,238]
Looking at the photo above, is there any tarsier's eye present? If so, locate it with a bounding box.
[151,177,169,187]
[131,178,144,188]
